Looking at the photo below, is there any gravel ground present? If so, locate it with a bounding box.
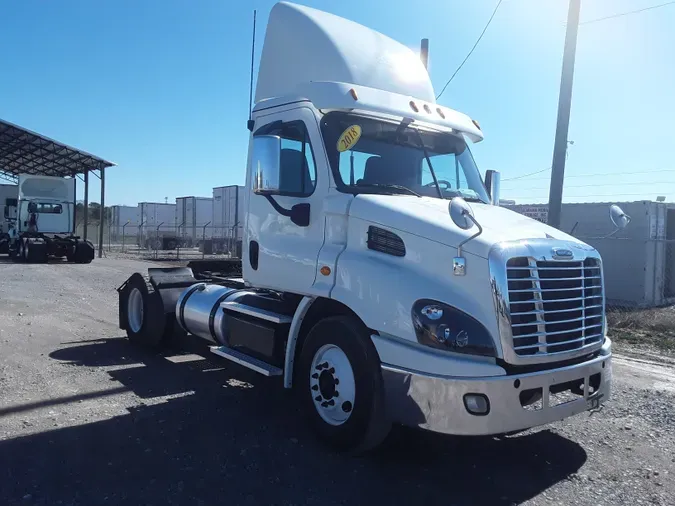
[0,256,673,506]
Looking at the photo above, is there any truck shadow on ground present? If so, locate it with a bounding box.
[0,337,588,506]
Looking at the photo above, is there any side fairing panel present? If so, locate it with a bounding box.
[331,216,502,360]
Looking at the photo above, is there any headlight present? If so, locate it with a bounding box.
[412,299,496,357]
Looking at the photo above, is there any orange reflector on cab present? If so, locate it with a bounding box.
[320,266,331,276]
[472,119,481,130]
[409,101,419,113]
[436,107,446,119]
[349,88,358,100]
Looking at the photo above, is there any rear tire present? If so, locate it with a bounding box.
[74,240,94,264]
[122,273,173,349]
[297,315,391,454]
[11,240,23,262]
[26,241,48,263]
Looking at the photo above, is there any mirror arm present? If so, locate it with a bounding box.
[264,195,292,217]
[457,212,483,257]
[263,195,310,227]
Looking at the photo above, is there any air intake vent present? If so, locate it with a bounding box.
[367,226,405,257]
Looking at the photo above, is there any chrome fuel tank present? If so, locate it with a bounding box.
[175,283,251,345]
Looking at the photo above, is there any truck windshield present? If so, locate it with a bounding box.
[320,111,490,203]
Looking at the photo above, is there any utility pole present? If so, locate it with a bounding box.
[547,0,581,229]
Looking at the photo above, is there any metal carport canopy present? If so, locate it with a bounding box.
[0,118,116,258]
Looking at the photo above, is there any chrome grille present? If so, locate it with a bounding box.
[506,257,604,356]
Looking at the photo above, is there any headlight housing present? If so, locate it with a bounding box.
[412,299,496,357]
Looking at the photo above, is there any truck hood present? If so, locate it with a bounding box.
[349,194,587,258]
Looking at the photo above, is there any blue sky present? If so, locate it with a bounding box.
[1,0,673,206]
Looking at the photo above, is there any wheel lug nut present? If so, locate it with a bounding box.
[334,378,340,385]
[321,401,329,408]
[327,399,335,406]
[328,367,335,374]
[311,373,319,379]
[334,391,339,398]
[311,385,318,391]
[315,396,322,402]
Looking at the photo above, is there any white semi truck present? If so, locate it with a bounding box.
[5,174,94,263]
[117,2,629,452]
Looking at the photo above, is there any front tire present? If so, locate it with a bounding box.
[297,315,390,454]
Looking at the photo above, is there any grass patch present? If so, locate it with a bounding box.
[608,305,675,354]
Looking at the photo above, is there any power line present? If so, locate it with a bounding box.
[501,168,675,182]
[580,1,675,25]
[436,0,503,100]
[503,181,675,191]
[506,192,670,199]
[502,167,551,181]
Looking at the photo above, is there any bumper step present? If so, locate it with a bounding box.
[210,346,282,377]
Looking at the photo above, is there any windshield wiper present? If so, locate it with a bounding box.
[356,183,421,197]
[404,120,444,199]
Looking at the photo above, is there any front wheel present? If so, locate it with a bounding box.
[297,315,390,454]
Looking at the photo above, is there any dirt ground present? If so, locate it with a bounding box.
[0,256,674,506]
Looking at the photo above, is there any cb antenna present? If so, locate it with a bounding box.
[247,9,257,131]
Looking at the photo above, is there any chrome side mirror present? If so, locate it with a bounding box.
[484,169,501,206]
[450,197,475,230]
[449,197,483,276]
[252,135,282,195]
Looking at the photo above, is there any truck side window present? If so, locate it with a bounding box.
[277,122,316,196]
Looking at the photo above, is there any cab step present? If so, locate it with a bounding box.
[210,345,283,377]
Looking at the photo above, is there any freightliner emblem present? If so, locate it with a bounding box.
[552,247,573,259]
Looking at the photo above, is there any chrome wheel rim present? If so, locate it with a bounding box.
[127,288,144,333]
[310,344,355,426]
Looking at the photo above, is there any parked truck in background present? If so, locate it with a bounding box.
[4,174,94,263]
[117,2,629,452]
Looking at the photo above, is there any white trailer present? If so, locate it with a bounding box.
[176,196,213,243]
[138,202,177,248]
[213,185,244,242]
[118,2,624,453]
[110,205,140,238]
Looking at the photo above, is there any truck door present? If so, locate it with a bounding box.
[244,107,326,295]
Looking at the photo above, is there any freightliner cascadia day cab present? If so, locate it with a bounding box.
[5,174,94,263]
[118,2,630,452]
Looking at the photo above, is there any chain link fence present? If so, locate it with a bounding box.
[105,224,242,261]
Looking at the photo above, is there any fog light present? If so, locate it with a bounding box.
[463,394,490,416]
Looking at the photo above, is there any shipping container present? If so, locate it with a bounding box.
[212,185,244,241]
[176,196,213,241]
[505,201,675,307]
[110,205,140,238]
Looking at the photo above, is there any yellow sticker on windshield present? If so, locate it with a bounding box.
[337,125,362,152]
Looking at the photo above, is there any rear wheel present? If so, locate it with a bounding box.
[297,315,390,454]
[122,273,173,349]
[22,239,30,263]
[73,240,94,264]
[11,240,23,263]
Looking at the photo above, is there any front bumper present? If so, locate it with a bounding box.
[381,340,611,436]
